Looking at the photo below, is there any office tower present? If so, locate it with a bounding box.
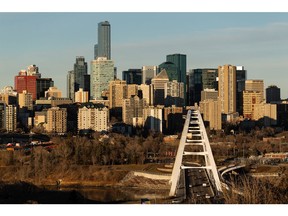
[166,54,187,105]
[143,106,163,133]
[122,95,146,126]
[243,90,263,120]
[75,88,89,103]
[138,84,152,105]
[218,64,237,114]
[151,69,169,105]
[45,86,62,98]
[164,80,184,107]
[0,102,5,130]
[200,99,222,130]
[266,85,281,103]
[142,66,157,85]
[15,70,37,101]
[163,106,184,134]
[245,80,264,102]
[46,107,67,134]
[74,56,88,90]
[5,104,17,132]
[36,78,54,99]
[95,21,111,60]
[188,68,218,105]
[122,69,142,85]
[67,70,75,100]
[201,89,218,101]
[158,61,178,81]
[78,103,109,132]
[90,57,114,100]
[236,66,247,115]
[109,80,127,109]
[18,90,33,110]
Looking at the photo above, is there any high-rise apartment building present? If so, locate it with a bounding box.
[164,80,184,107]
[266,85,281,103]
[95,21,111,60]
[142,66,157,85]
[151,69,169,106]
[78,103,109,132]
[46,107,67,134]
[90,57,114,100]
[200,99,222,130]
[143,106,163,133]
[5,105,17,132]
[122,95,146,126]
[18,90,33,110]
[218,64,237,114]
[245,80,264,102]
[0,102,5,130]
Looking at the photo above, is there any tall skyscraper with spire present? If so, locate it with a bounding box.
[94,21,111,60]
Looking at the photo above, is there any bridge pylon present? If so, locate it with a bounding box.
[169,107,222,197]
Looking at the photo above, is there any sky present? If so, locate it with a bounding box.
[1,2,288,100]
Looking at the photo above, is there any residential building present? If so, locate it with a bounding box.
[122,95,146,126]
[46,107,67,134]
[78,103,109,132]
[218,64,237,115]
[200,99,222,130]
[5,104,17,132]
[143,106,163,132]
[109,80,127,109]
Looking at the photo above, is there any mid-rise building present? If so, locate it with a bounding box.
[109,80,127,109]
[138,84,152,105]
[15,70,37,101]
[266,85,281,103]
[90,57,114,100]
[243,90,263,120]
[218,64,237,115]
[0,86,17,105]
[18,90,33,110]
[46,107,67,134]
[201,89,218,101]
[36,78,54,99]
[45,86,62,98]
[78,103,109,132]
[245,79,264,102]
[163,106,183,134]
[200,99,222,130]
[75,88,89,103]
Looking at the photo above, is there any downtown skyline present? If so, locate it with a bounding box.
[1,12,288,98]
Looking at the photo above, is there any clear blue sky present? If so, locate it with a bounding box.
[1,12,288,98]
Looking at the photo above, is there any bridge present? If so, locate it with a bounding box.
[169,107,223,203]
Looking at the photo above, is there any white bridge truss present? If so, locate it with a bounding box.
[169,108,222,197]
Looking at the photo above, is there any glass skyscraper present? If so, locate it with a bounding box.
[95,21,111,60]
[90,57,114,100]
